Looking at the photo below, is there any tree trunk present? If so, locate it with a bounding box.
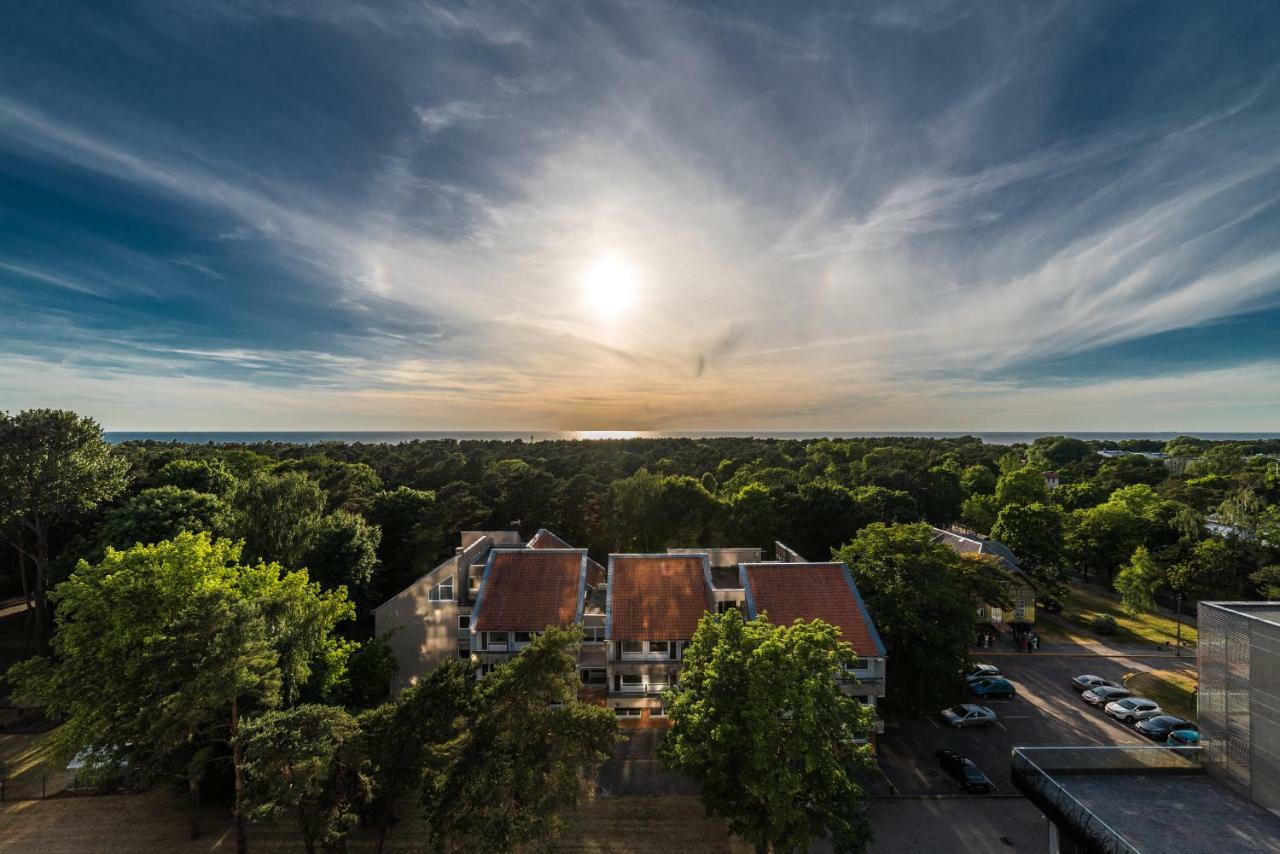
[189,772,202,839]
[376,806,392,854]
[32,522,50,655]
[231,697,248,854]
[14,548,34,657]
[299,806,316,854]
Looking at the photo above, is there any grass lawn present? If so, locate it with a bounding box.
[1123,669,1198,720]
[1046,584,1197,648]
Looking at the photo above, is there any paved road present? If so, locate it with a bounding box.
[876,652,1196,795]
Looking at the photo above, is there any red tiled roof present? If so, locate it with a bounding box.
[472,550,584,632]
[529,529,606,586]
[608,555,712,641]
[742,563,883,657]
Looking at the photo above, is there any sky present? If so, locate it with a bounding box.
[2,1,1280,432]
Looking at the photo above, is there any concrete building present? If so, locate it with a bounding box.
[376,530,887,734]
[1011,601,1280,853]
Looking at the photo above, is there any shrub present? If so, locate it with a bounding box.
[1092,614,1118,635]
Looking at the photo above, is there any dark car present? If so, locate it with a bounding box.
[934,749,992,794]
[1038,597,1064,614]
[968,677,1016,699]
[1135,716,1198,741]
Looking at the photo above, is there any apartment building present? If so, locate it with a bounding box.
[375,530,888,733]
[932,527,1037,631]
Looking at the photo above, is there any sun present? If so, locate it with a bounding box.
[582,254,639,320]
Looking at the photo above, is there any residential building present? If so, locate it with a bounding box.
[740,560,887,737]
[1041,470,1059,491]
[376,531,887,734]
[1012,601,1280,853]
[931,527,1037,631]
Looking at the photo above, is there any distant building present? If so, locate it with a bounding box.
[1041,470,1059,491]
[931,527,1036,631]
[1012,601,1280,852]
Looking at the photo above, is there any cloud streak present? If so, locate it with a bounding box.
[1,1,1278,429]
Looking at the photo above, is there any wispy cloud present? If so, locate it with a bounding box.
[1,1,1278,429]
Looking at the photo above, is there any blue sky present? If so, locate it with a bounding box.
[2,1,1279,430]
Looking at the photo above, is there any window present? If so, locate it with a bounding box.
[648,641,669,654]
[469,574,482,592]
[650,706,667,718]
[458,615,470,630]
[621,640,643,655]
[621,674,644,688]
[581,669,607,685]
[614,708,641,718]
[458,647,471,659]
[428,577,454,602]
[487,631,508,647]
[851,658,869,671]
[513,631,533,644]
[669,642,681,660]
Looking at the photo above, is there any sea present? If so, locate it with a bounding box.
[104,431,1280,446]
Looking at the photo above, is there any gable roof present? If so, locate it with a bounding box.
[606,554,714,641]
[740,562,886,657]
[528,528,606,586]
[471,549,587,632]
[930,527,1024,576]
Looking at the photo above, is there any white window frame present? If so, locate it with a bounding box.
[620,673,644,690]
[614,708,642,718]
[428,577,454,602]
[650,706,667,718]
[487,631,509,649]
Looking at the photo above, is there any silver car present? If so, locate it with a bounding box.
[966,664,1001,683]
[1081,685,1130,706]
[941,703,997,728]
[1072,674,1117,692]
[1105,697,1162,723]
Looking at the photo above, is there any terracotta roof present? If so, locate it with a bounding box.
[472,550,585,632]
[607,555,713,641]
[528,528,606,586]
[742,562,885,657]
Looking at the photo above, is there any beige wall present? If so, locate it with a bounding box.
[375,534,497,693]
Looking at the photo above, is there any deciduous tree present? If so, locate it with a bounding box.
[661,610,875,854]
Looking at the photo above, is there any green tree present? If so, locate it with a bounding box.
[661,610,875,854]
[959,464,996,497]
[99,486,227,549]
[834,523,974,713]
[994,468,1048,508]
[6,533,354,848]
[1065,503,1145,582]
[1030,436,1093,468]
[232,472,327,568]
[960,494,1000,534]
[157,458,238,498]
[358,660,475,851]
[1115,546,1161,617]
[990,503,1065,588]
[368,486,444,594]
[303,510,382,605]
[240,704,368,854]
[1054,481,1106,511]
[0,409,129,652]
[425,627,618,852]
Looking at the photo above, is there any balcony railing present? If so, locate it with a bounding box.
[1011,745,1202,854]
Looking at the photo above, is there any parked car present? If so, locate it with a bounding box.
[968,677,1016,699]
[1072,674,1118,692]
[1136,717,1198,741]
[1081,685,1131,706]
[941,704,998,728]
[934,749,993,793]
[1167,728,1201,748]
[1105,697,1162,723]
[965,664,1001,682]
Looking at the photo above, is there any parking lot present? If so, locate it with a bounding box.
[876,651,1196,795]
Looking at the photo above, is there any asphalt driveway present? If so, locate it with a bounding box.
[875,651,1196,795]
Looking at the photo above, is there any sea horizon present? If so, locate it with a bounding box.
[104,430,1280,446]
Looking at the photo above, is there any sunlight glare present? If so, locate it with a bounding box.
[582,255,639,320]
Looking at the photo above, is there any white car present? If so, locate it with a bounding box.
[965,664,1001,682]
[1082,685,1131,706]
[1105,697,1162,723]
[1072,674,1118,692]
[941,703,997,728]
